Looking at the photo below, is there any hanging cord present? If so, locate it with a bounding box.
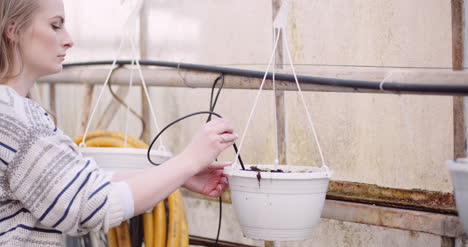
[232,28,281,168]
[272,28,280,165]
[205,74,226,246]
[128,36,167,151]
[123,59,135,146]
[146,111,245,169]
[80,0,167,150]
[79,37,125,147]
[282,28,327,169]
[106,64,147,140]
[232,26,329,173]
[207,74,225,122]
[146,74,235,246]
[146,110,244,247]
[129,215,144,247]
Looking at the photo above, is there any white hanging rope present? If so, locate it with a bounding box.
[123,59,136,148]
[80,0,166,150]
[233,30,282,168]
[272,29,280,165]
[129,37,167,151]
[79,38,124,147]
[283,30,327,168]
[233,1,329,171]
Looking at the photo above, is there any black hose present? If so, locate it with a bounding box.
[106,65,147,140]
[206,74,226,247]
[129,215,144,247]
[63,60,468,95]
[146,110,243,247]
[146,111,245,170]
[207,75,225,123]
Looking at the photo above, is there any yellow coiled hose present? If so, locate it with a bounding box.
[74,130,188,247]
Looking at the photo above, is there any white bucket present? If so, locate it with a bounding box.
[80,147,172,173]
[224,164,332,241]
[447,158,468,234]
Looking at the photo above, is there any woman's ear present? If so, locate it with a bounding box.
[5,21,18,42]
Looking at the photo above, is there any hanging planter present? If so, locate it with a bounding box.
[224,164,331,241]
[221,5,334,240]
[75,4,169,173]
[447,158,468,233]
[75,131,172,172]
[80,147,172,173]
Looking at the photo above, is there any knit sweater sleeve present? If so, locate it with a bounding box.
[5,97,128,236]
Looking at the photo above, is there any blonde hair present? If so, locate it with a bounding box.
[0,0,39,82]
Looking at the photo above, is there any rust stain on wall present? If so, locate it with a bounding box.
[183,180,456,215]
[327,181,456,214]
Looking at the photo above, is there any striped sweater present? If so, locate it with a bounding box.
[0,85,128,246]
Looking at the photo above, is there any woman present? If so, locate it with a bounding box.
[0,0,237,246]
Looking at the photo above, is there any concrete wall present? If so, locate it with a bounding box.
[53,0,456,246]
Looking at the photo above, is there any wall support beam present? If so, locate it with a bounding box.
[452,0,467,159]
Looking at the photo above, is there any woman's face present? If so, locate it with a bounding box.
[19,0,73,78]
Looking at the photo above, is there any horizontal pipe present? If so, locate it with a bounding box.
[36,60,468,96]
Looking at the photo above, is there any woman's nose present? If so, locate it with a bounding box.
[63,28,74,49]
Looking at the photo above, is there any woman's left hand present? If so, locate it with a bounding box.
[183,162,230,197]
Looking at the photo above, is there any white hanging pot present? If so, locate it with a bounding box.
[447,158,468,234]
[80,147,172,173]
[224,164,332,241]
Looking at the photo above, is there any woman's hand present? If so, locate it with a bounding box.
[180,118,237,173]
[183,162,231,197]
[122,118,237,215]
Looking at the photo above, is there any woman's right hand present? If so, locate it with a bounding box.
[119,118,238,216]
[180,118,237,173]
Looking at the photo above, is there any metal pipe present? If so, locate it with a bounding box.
[40,62,468,95]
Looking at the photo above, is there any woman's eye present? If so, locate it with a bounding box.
[51,24,61,30]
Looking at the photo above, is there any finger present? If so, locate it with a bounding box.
[207,118,230,126]
[215,184,227,196]
[220,140,237,150]
[208,187,222,197]
[211,120,234,135]
[206,118,230,129]
[208,161,232,170]
[219,183,228,192]
[208,190,221,197]
[218,133,238,143]
[207,170,225,177]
